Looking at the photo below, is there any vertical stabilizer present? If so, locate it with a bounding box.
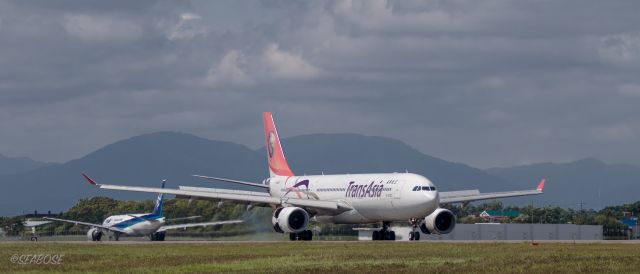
[263,112,294,177]
[151,180,166,217]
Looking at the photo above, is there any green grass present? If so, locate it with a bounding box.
[2,242,640,273]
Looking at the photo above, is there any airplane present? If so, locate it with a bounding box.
[81,112,545,241]
[22,219,51,241]
[45,180,243,241]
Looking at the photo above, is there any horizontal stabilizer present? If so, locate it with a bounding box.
[128,214,163,222]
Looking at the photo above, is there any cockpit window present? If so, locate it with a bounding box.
[416,186,436,191]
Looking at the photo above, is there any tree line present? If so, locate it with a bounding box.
[2,198,638,237]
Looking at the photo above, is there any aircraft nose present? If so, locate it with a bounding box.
[414,189,438,215]
[424,189,437,201]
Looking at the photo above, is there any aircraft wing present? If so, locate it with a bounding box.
[165,216,201,222]
[157,220,244,232]
[43,217,128,233]
[83,174,351,212]
[193,175,269,189]
[439,179,545,204]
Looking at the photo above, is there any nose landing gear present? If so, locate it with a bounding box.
[372,221,396,241]
[408,218,420,241]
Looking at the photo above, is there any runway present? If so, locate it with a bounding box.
[5,239,640,244]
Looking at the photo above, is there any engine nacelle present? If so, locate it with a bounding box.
[271,207,309,233]
[86,228,103,241]
[420,208,456,235]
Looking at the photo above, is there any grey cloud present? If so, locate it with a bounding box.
[1,0,640,169]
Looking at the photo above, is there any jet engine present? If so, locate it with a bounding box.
[87,228,103,241]
[420,208,456,235]
[271,207,309,233]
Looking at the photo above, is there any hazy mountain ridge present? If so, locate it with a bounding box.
[5,132,639,216]
[0,153,52,175]
[486,158,640,209]
[279,133,515,192]
[0,131,517,216]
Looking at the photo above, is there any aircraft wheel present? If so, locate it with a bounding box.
[302,230,313,241]
[372,230,380,241]
[299,231,307,241]
[389,231,396,241]
[414,232,420,241]
[289,233,298,241]
[409,232,414,241]
[382,230,390,240]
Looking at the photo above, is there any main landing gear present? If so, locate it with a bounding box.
[289,230,313,241]
[109,232,120,241]
[91,232,102,242]
[150,232,166,241]
[408,218,420,241]
[372,221,396,241]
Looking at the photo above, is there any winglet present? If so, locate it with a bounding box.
[82,173,98,186]
[536,179,545,191]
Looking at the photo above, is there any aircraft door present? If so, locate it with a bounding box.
[393,181,404,199]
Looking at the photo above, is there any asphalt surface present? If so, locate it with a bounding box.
[4,240,640,244]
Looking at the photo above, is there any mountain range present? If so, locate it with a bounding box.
[0,154,51,175]
[1,132,638,216]
[487,158,640,209]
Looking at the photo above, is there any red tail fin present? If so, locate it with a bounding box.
[263,112,294,177]
[536,179,545,191]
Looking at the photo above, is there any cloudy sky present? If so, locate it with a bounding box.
[1,0,640,168]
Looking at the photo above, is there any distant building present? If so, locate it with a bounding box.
[22,210,60,219]
[620,216,639,239]
[479,210,520,222]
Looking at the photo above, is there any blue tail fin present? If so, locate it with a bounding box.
[151,180,166,217]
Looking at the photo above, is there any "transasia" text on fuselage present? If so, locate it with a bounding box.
[345,181,384,198]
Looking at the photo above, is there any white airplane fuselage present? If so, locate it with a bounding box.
[269,173,439,224]
[102,214,165,236]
